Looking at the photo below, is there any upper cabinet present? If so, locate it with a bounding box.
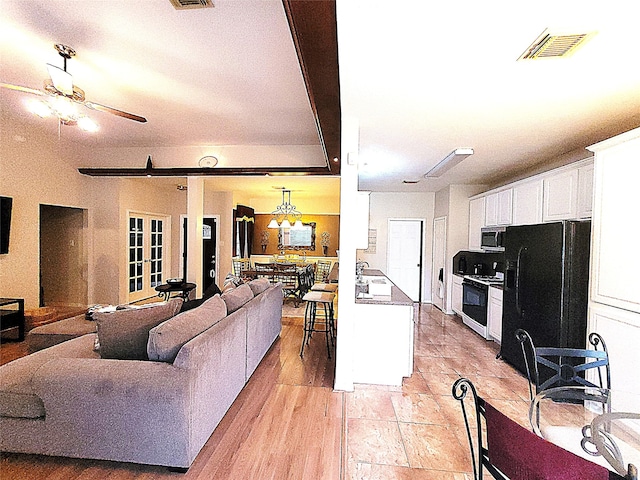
[468,196,485,251]
[587,129,640,314]
[577,163,594,219]
[468,157,594,244]
[543,168,579,221]
[512,179,543,225]
[484,189,512,226]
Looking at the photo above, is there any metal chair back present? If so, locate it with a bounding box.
[515,328,611,403]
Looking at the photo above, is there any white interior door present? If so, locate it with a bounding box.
[432,216,447,311]
[127,213,169,302]
[387,219,423,302]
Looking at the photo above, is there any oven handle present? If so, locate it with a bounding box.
[515,246,527,317]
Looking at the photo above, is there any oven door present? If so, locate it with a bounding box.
[462,281,488,326]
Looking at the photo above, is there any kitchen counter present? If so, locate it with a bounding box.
[352,268,415,386]
[355,269,413,306]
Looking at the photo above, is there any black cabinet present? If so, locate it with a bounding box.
[0,298,25,341]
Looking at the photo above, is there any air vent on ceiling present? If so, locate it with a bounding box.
[518,29,594,60]
[169,0,213,10]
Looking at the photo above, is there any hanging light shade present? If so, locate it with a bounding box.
[267,189,302,228]
[267,218,280,229]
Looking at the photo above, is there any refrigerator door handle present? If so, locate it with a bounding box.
[516,246,527,317]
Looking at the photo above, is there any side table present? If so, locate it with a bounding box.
[155,282,197,301]
[0,298,25,341]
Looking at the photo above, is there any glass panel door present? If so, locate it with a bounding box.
[128,214,168,302]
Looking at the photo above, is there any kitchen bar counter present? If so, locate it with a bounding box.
[352,268,415,386]
[355,269,413,306]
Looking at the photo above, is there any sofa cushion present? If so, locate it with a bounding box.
[94,298,183,360]
[221,283,254,313]
[0,334,98,419]
[248,278,271,296]
[147,294,227,363]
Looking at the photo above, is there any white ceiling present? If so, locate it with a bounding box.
[2,0,640,198]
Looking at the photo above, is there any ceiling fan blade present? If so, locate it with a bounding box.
[84,101,147,123]
[46,64,74,96]
[0,82,46,96]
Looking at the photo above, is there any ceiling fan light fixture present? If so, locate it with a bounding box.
[424,148,474,178]
[77,116,98,132]
[46,63,74,96]
[27,99,52,118]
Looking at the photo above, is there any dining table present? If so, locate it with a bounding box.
[531,386,640,479]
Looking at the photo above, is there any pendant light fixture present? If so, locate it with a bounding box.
[267,189,303,229]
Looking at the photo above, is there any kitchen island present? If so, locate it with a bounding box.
[353,269,415,386]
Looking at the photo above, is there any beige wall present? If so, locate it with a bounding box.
[0,120,94,309]
[360,192,435,302]
[1,117,216,308]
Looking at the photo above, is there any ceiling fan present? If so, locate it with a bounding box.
[0,43,147,130]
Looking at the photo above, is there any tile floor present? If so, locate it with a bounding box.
[343,304,532,479]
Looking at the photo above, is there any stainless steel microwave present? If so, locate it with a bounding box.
[481,226,506,251]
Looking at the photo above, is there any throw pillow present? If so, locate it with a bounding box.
[94,298,183,360]
[221,283,254,313]
[147,294,227,362]
[248,278,271,296]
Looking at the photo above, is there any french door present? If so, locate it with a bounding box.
[128,213,169,302]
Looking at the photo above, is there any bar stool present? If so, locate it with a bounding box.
[310,283,338,337]
[300,291,335,358]
[310,282,338,293]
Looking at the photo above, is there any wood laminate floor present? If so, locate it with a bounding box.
[0,305,534,479]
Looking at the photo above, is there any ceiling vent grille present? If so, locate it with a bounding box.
[169,0,213,10]
[518,30,593,60]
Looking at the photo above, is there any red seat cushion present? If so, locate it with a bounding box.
[484,400,611,480]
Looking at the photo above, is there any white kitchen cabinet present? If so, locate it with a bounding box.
[452,274,463,315]
[484,189,512,226]
[543,169,579,221]
[497,189,513,225]
[485,192,498,226]
[577,162,594,219]
[488,286,503,342]
[468,196,485,250]
[512,179,543,225]
[588,303,640,407]
[587,130,640,314]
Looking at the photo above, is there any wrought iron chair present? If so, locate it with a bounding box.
[315,260,332,283]
[232,258,251,276]
[452,377,627,480]
[515,329,611,403]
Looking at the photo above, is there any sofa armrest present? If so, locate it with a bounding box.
[31,358,194,466]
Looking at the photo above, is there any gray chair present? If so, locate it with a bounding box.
[515,329,611,403]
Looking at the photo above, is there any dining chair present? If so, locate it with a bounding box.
[515,328,611,404]
[452,377,626,480]
[315,260,332,282]
[232,258,251,276]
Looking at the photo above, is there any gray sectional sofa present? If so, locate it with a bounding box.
[0,278,283,469]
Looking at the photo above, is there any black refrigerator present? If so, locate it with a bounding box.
[500,221,592,377]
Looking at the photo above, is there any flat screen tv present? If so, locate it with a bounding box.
[0,196,13,254]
